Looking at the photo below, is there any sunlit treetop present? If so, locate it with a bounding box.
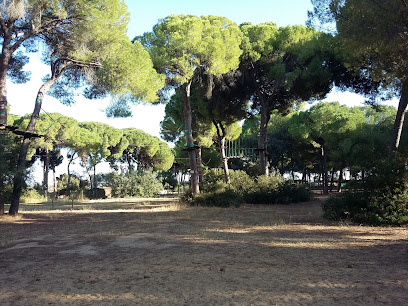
[137,14,243,85]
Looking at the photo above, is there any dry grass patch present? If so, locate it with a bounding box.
[0,196,407,305]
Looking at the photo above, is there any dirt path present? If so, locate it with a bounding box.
[0,197,407,305]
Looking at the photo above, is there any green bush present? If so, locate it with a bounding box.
[189,169,311,207]
[188,189,243,208]
[278,181,312,203]
[157,170,178,190]
[256,175,284,192]
[245,181,311,204]
[107,171,163,198]
[229,170,256,194]
[322,158,408,226]
[201,168,255,194]
[20,188,46,203]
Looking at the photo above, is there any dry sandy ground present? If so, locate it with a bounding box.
[0,196,407,305]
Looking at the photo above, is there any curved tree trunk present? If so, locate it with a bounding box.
[183,80,199,194]
[389,80,408,159]
[9,78,56,215]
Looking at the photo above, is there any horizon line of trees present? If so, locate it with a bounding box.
[1,111,174,208]
[2,1,408,214]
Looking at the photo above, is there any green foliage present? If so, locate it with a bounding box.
[20,188,46,204]
[139,14,243,85]
[188,189,243,208]
[157,170,178,191]
[256,175,284,192]
[106,171,163,198]
[119,128,174,171]
[322,158,408,225]
[245,181,312,205]
[201,168,255,195]
[57,174,80,192]
[193,168,310,206]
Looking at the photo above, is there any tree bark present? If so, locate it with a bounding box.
[258,105,270,175]
[196,145,203,183]
[389,80,408,159]
[67,151,78,190]
[301,168,307,183]
[0,32,12,127]
[337,167,344,192]
[93,164,97,198]
[9,78,56,215]
[0,31,12,213]
[329,169,335,192]
[183,80,199,194]
[43,147,50,200]
[322,143,328,195]
[214,120,230,184]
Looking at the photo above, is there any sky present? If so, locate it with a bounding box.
[6,0,398,185]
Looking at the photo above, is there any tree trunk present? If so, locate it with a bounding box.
[220,136,230,184]
[258,106,270,175]
[93,164,97,198]
[9,78,56,215]
[0,34,12,127]
[337,167,344,192]
[389,80,408,159]
[67,151,77,190]
[214,120,230,184]
[0,35,12,214]
[301,168,307,183]
[291,152,295,180]
[196,145,203,183]
[0,191,4,215]
[329,169,335,192]
[183,80,199,194]
[322,143,328,195]
[53,167,57,194]
[43,147,50,200]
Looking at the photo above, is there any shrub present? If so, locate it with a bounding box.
[229,170,256,194]
[256,175,284,192]
[244,181,311,204]
[201,168,255,194]
[107,171,163,198]
[188,189,243,208]
[277,181,312,203]
[191,168,311,206]
[20,188,46,204]
[157,170,178,191]
[322,158,408,226]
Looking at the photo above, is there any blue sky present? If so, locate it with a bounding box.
[126,0,314,37]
